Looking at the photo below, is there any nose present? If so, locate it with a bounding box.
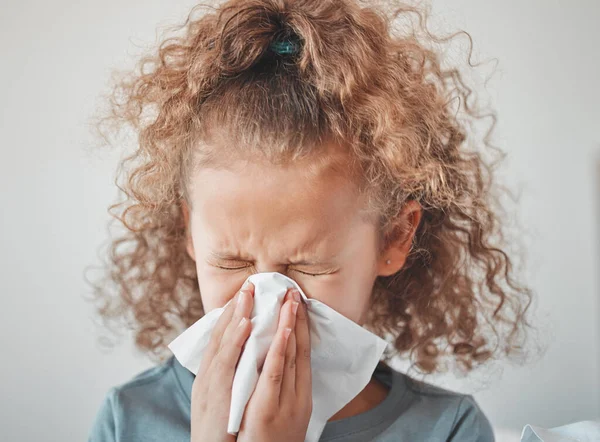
[251,264,290,277]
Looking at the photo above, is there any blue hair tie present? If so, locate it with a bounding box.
[269,37,300,55]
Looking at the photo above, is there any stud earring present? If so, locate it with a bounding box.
[386,259,391,265]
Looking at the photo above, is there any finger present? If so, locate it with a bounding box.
[207,282,254,378]
[294,292,312,398]
[280,292,299,404]
[206,312,252,403]
[213,311,253,372]
[196,288,246,378]
[254,292,296,407]
[219,282,254,352]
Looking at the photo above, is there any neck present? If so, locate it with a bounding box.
[327,372,390,421]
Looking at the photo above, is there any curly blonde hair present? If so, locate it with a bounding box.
[86,0,540,375]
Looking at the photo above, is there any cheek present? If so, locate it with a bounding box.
[303,275,374,324]
[196,268,248,313]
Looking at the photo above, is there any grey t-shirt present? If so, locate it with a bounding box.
[88,356,495,441]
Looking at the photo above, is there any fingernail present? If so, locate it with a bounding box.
[291,289,301,302]
[242,281,253,292]
[237,290,247,311]
[283,327,292,340]
[292,301,299,315]
[238,317,247,328]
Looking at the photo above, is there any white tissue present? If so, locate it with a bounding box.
[168,271,388,442]
[520,419,600,442]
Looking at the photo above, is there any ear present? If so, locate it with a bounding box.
[376,200,422,277]
[181,199,196,261]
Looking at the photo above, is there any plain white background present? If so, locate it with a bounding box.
[1,0,598,441]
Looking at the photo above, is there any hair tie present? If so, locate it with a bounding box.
[269,36,301,55]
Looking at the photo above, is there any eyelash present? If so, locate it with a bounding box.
[216,265,322,277]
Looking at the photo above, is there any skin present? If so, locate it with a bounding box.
[182,140,422,440]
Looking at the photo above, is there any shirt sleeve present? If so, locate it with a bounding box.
[87,388,118,442]
[447,394,496,442]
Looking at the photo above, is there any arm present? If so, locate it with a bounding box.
[447,395,496,442]
[87,388,118,442]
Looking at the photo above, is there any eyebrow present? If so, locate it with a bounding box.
[208,251,333,266]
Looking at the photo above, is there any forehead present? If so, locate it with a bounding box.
[187,150,369,251]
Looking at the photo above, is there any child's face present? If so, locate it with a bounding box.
[182,146,416,325]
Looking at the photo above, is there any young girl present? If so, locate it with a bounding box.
[87,0,536,440]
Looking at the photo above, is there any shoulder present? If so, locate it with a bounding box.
[447,393,496,441]
[382,367,496,441]
[105,357,176,410]
[87,357,183,442]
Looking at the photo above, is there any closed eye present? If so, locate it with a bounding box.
[215,265,325,277]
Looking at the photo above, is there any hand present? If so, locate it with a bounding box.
[237,288,312,442]
[190,281,255,442]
